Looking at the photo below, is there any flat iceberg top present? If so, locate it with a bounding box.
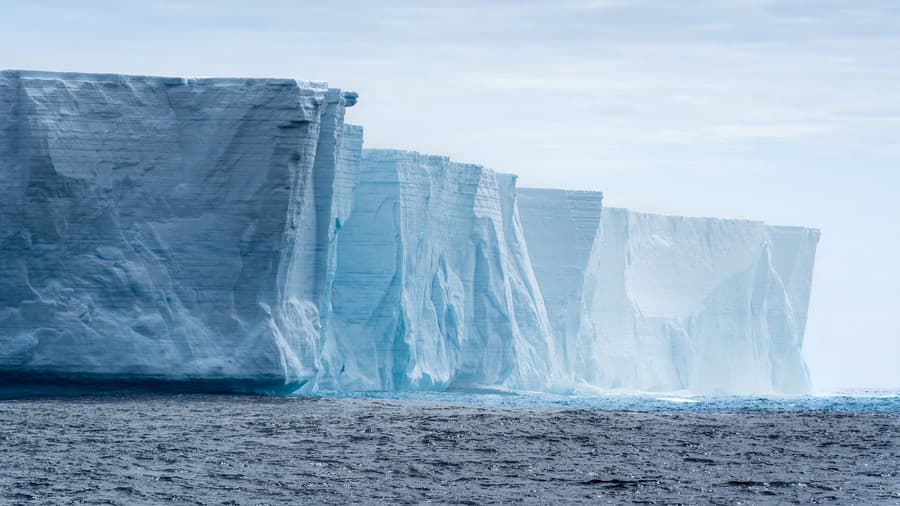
[608,206,820,236]
[1,69,330,91]
[362,148,489,173]
[519,187,604,200]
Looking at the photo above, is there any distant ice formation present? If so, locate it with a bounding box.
[0,71,820,394]
[520,202,818,395]
[580,209,818,394]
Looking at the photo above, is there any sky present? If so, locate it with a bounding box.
[1,0,897,390]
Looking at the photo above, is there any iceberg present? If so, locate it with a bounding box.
[316,150,558,391]
[0,70,356,392]
[517,188,603,381]
[517,196,820,395]
[0,70,821,395]
[580,209,819,394]
[315,123,364,374]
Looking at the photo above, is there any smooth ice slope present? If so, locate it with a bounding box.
[0,70,355,391]
[579,208,819,394]
[517,188,603,377]
[317,150,559,391]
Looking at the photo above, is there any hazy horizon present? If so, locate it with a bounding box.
[2,0,897,389]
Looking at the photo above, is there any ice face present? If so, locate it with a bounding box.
[0,70,821,395]
[517,194,819,395]
[0,70,352,391]
[517,188,603,380]
[315,123,364,381]
[578,208,819,394]
[315,150,558,391]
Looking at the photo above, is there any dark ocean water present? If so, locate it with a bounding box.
[1,394,898,504]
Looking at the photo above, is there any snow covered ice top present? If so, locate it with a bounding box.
[0,71,820,395]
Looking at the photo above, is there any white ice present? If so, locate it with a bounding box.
[0,71,821,395]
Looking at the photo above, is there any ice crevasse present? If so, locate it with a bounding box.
[0,71,820,394]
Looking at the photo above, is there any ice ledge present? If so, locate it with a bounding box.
[1,69,330,91]
[610,206,821,236]
[361,148,519,175]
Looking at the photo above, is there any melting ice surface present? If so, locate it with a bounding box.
[0,71,822,396]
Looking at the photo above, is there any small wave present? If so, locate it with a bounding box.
[655,397,699,404]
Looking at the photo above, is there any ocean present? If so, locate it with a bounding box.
[1,392,898,504]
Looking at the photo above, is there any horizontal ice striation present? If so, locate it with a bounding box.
[578,208,820,394]
[0,70,823,396]
[317,150,558,391]
[517,188,603,381]
[0,70,355,392]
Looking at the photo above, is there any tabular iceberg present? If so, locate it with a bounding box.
[517,195,820,395]
[580,209,819,394]
[517,188,603,381]
[316,150,559,391]
[0,70,821,395]
[0,70,355,392]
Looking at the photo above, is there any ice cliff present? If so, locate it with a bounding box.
[580,209,819,394]
[0,70,820,395]
[0,70,356,392]
[316,150,558,391]
[517,196,819,395]
[517,189,603,382]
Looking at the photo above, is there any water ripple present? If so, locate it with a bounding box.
[0,395,897,504]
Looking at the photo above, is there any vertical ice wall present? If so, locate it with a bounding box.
[578,208,819,394]
[315,123,364,380]
[0,70,352,391]
[0,70,822,395]
[518,194,819,395]
[312,92,362,306]
[517,188,603,378]
[318,150,558,390]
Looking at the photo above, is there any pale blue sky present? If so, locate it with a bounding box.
[2,0,897,389]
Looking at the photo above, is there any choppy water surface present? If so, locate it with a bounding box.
[1,393,898,504]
